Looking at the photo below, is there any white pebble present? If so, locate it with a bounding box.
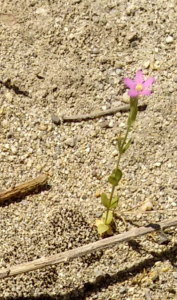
[11,146,18,154]
[112,149,118,157]
[166,36,173,43]
[144,61,150,69]
[139,201,153,212]
[154,162,161,167]
[122,92,130,103]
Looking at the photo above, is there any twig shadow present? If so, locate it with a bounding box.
[4,242,177,300]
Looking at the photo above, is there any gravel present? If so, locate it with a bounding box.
[1,0,177,299]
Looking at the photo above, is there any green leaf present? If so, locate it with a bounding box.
[113,168,122,181]
[122,138,132,153]
[97,223,109,234]
[108,168,122,186]
[101,193,109,208]
[102,210,113,225]
[108,174,118,186]
[109,196,119,209]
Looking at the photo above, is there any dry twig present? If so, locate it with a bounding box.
[0,217,176,279]
[51,102,147,125]
[0,174,48,204]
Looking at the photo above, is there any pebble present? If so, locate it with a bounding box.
[122,92,130,103]
[112,149,118,156]
[95,190,101,197]
[166,36,173,43]
[5,92,13,102]
[126,31,137,41]
[91,48,100,54]
[51,114,60,125]
[115,68,122,75]
[92,169,97,177]
[108,120,114,128]
[1,119,9,128]
[64,138,76,147]
[94,269,104,283]
[11,145,18,154]
[99,121,109,128]
[139,201,153,212]
[39,124,47,131]
[144,61,150,69]
[154,162,161,167]
[172,272,177,279]
[145,291,152,300]
[119,286,128,294]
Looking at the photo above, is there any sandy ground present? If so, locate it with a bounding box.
[1,0,177,299]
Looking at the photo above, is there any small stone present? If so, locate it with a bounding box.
[99,121,109,128]
[91,48,100,54]
[158,232,169,245]
[35,7,49,15]
[108,120,114,128]
[127,31,137,41]
[68,33,75,40]
[5,92,13,102]
[64,138,76,147]
[150,271,159,282]
[1,119,8,128]
[114,61,124,68]
[172,271,177,279]
[112,150,118,157]
[144,61,150,69]
[145,291,152,300]
[8,155,14,161]
[56,144,61,155]
[115,68,122,75]
[126,5,136,15]
[166,36,173,43]
[139,201,153,212]
[11,145,18,154]
[92,169,97,177]
[168,162,172,168]
[154,162,161,167]
[94,269,104,283]
[122,92,130,103]
[119,286,127,294]
[27,159,33,168]
[51,114,61,125]
[95,190,101,197]
[6,132,13,139]
[39,124,47,131]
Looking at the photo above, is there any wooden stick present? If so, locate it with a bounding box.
[0,217,176,279]
[0,174,48,204]
[51,102,147,125]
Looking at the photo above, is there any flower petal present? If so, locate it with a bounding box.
[141,89,152,96]
[142,77,155,89]
[123,78,135,89]
[135,70,143,84]
[128,89,138,97]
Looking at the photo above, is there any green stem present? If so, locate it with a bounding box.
[105,124,131,224]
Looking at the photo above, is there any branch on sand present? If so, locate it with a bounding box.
[0,217,176,280]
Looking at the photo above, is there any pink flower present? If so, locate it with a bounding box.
[123,70,155,97]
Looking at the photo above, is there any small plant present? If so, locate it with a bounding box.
[95,70,155,236]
